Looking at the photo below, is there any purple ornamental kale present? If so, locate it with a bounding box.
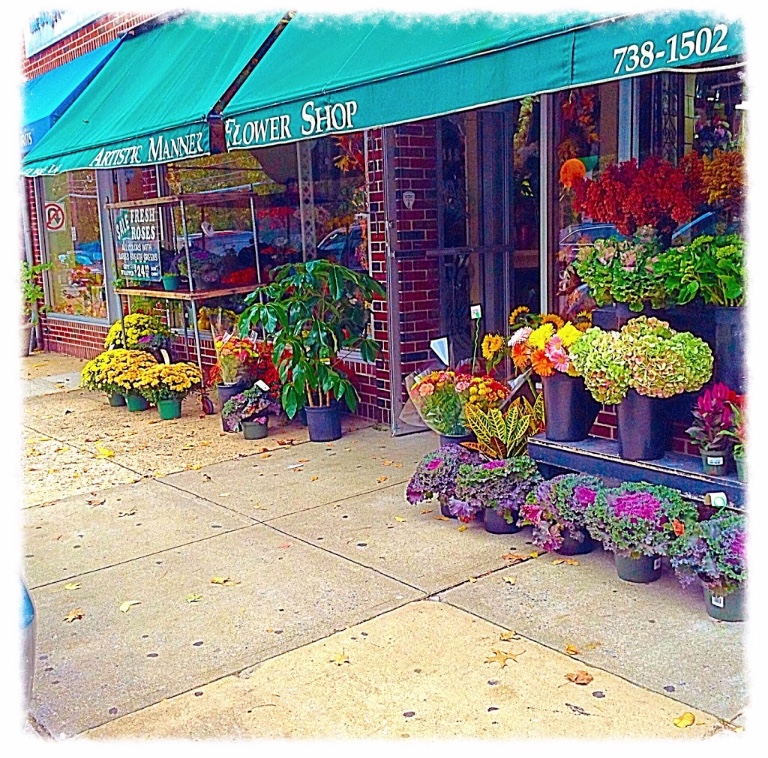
[405,444,482,506]
[610,491,663,524]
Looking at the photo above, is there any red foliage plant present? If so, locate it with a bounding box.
[572,156,703,236]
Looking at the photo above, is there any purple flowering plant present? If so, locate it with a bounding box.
[449,455,542,523]
[519,474,604,552]
[405,444,482,508]
[585,482,698,558]
[669,511,746,594]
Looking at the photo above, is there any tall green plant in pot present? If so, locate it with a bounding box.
[238,259,385,441]
[21,261,51,357]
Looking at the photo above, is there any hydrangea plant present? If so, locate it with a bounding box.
[585,482,698,558]
[450,455,542,523]
[568,327,629,404]
[405,444,482,509]
[519,474,605,552]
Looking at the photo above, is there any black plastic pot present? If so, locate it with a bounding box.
[242,419,268,440]
[614,553,662,583]
[591,302,649,331]
[616,390,668,461]
[556,528,595,556]
[483,508,520,534]
[218,381,249,431]
[440,503,457,519]
[541,373,601,442]
[704,584,745,622]
[439,433,474,447]
[700,447,730,477]
[714,307,745,394]
[305,404,342,442]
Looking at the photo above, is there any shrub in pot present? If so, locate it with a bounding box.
[584,482,698,583]
[570,316,713,460]
[238,259,385,442]
[450,455,542,533]
[519,474,605,555]
[137,362,203,420]
[21,260,51,357]
[669,511,746,621]
[85,349,158,411]
[221,383,279,438]
[686,382,742,476]
[406,444,482,518]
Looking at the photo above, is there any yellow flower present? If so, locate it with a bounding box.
[557,322,583,348]
[509,305,530,326]
[481,333,504,361]
[528,323,555,350]
[540,313,565,330]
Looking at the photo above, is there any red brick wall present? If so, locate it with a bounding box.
[42,318,109,358]
[23,13,155,79]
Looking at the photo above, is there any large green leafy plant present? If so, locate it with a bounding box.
[21,261,51,324]
[653,234,745,307]
[238,260,385,418]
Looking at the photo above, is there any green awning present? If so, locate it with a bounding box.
[223,11,744,151]
[22,12,286,177]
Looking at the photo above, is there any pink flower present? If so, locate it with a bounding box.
[455,380,470,392]
[508,327,532,347]
[418,382,435,397]
[546,347,571,373]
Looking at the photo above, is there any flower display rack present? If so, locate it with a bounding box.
[527,433,745,510]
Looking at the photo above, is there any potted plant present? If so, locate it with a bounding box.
[109,349,160,411]
[408,369,511,444]
[686,382,741,476]
[724,400,746,483]
[406,443,483,518]
[585,482,698,583]
[452,455,542,534]
[137,362,203,420]
[80,349,131,406]
[669,511,746,622]
[178,248,224,290]
[570,316,713,461]
[162,256,181,292]
[238,259,385,442]
[209,332,259,419]
[508,316,600,442]
[520,474,605,555]
[105,313,172,351]
[221,383,278,438]
[21,261,51,357]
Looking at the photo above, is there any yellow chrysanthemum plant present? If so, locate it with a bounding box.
[138,362,203,407]
[81,349,154,397]
[109,350,160,395]
[104,313,172,350]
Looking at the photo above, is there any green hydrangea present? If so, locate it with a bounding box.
[569,327,630,405]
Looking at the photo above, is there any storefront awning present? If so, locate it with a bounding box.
[21,12,286,177]
[222,11,744,151]
[21,39,120,156]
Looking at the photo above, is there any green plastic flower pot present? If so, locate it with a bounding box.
[108,392,126,407]
[162,274,180,291]
[157,398,182,420]
[242,419,268,440]
[704,584,745,622]
[614,553,662,583]
[125,394,149,412]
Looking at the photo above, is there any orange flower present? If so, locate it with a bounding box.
[511,341,532,371]
[530,348,555,377]
[559,158,587,189]
[672,519,685,537]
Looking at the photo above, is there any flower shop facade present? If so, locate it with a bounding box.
[22,10,746,444]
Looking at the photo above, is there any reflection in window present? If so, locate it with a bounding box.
[41,170,106,318]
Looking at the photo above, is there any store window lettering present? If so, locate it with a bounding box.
[301,100,358,137]
[147,132,205,163]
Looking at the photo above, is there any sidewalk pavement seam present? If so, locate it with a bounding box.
[437,596,731,724]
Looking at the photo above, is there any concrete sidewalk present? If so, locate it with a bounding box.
[20,354,747,741]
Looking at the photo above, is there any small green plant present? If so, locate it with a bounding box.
[21,261,51,323]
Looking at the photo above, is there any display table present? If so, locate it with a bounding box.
[114,285,260,301]
[528,433,745,511]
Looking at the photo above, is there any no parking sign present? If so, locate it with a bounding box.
[44,202,66,231]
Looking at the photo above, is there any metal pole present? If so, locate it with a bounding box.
[180,199,194,294]
[539,93,552,313]
[249,195,267,341]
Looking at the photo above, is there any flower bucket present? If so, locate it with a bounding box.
[700,448,730,477]
[305,404,342,442]
[714,307,745,394]
[616,390,668,461]
[162,274,180,291]
[614,553,662,583]
[555,528,595,556]
[483,508,520,534]
[125,394,149,412]
[541,373,600,442]
[157,398,182,420]
[242,419,268,440]
[108,392,126,407]
[704,584,745,622]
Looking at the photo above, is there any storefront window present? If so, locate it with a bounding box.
[40,170,107,319]
[552,83,620,317]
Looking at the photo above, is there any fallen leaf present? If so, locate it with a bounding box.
[189,464,202,470]
[119,600,141,613]
[210,576,240,586]
[499,631,518,641]
[530,552,540,558]
[484,649,524,668]
[185,594,203,603]
[502,576,517,585]
[64,582,81,591]
[95,443,115,459]
[433,515,451,522]
[64,608,84,623]
[552,559,565,565]
[382,460,394,466]
[202,473,212,482]
[260,453,272,459]
[310,476,319,481]
[118,509,136,517]
[154,471,165,478]
[330,651,350,666]
[86,496,105,507]
[468,577,477,583]
[565,558,580,566]
[147,419,161,425]
[199,441,212,447]
[420,509,433,514]
[565,670,594,685]
[458,525,468,532]
[501,553,529,565]
[376,476,388,483]
[298,458,310,463]
[218,492,231,497]
[583,641,603,651]
[394,516,406,523]
[278,543,292,549]
[673,712,696,729]
[565,644,580,656]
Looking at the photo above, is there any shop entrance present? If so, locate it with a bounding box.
[435,99,541,365]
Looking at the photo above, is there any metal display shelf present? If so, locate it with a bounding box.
[114,285,260,301]
[528,433,745,511]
